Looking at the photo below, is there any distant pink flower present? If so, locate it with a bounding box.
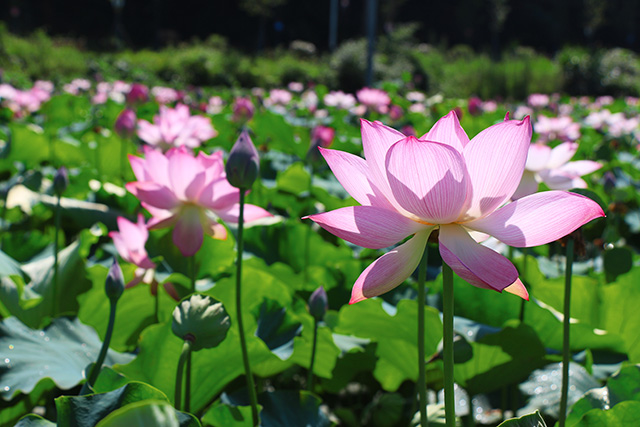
[468,97,483,116]
[311,125,335,149]
[109,214,178,299]
[534,115,580,142]
[0,83,51,116]
[356,87,391,114]
[151,86,181,104]
[266,89,293,106]
[63,79,91,95]
[127,83,149,105]
[126,146,272,256]
[389,105,403,121]
[288,82,304,92]
[115,108,137,138]
[324,91,356,109]
[305,112,604,303]
[512,142,602,199]
[527,93,550,108]
[137,103,217,150]
[232,97,255,121]
[206,96,225,115]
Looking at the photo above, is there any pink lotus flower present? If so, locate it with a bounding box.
[109,214,179,299]
[126,146,272,256]
[232,97,255,121]
[127,83,149,105]
[324,91,356,110]
[356,87,391,114]
[305,112,604,304]
[512,142,602,199]
[534,115,581,143]
[137,103,217,150]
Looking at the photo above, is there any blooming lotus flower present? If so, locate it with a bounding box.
[305,112,604,303]
[232,97,255,121]
[137,103,217,150]
[512,142,603,199]
[324,91,356,110]
[109,214,179,299]
[151,86,181,104]
[126,146,272,256]
[534,115,581,143]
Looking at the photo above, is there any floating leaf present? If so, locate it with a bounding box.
[254,298,302,361]
[259,390,330,427]
[95,399,200,427]
[497,410,547,426]
[0,317,134,400]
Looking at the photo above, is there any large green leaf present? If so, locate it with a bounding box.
[202,401,256,427]
[0,379,56,427]
[334,298,442,391]
[253,298,302,361]
[15,414,56,427]
[453,320,547,396]
[599,271,640,362]
[258,390,330,427]
[0,249,25,278]
[572,401,640,426]
[0,228,99,328]
[0,317,134,400]
[497,410,546,426]
[565,365,640,426]
[95,400,201,427]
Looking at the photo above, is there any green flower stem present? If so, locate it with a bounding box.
[303,168,314,286]
[417,243,429,427]
[236,190,260,426]
[559,237,574,427]
[80,299,117,395]
[442,262,455,427]
[53,194,62,316]
[174,340,192,411]
[307,318,319,391]
[185,256,197,412]
[0,193,7,251]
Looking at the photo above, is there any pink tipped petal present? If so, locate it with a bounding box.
[463,117,532,220]
[511,171,540,200]
[466,190,605,247]
[350,230,431,304]
[202,220,228,240]
[143,148,171,187]
[420,110,469,152]
[438,224,519,292]
[504,278,529,300]
[137,120,162,146]
[320,147,393,209]
[172,207,204,257]
[307,206,427,249]
[126,182,180,210]
[385,138,468,223]
[525,144,551,172]
[241,204,273,223]
[360,119,407,197]
[168,151,205,201]
[546,142,579,169]
[198,178,239,210]
[128,155,148,181]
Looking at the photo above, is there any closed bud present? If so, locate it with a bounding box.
[232,97,255,122]
[308,286,328,321]
[53,166,69,197]
[226,130,259,189]
[105,259,125,302]
[114,108,137,139]
[126,83,149,106]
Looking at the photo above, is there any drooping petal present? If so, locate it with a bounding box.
[385,137,468,223]
[554,160,602,177]
[320,147,393,209]
[144,204,178,230]
[137,120,162,146]
[525,144,551,172]
[546,142,578,169]
[463,117,532,220]
[511,170,540,200]
[126,181,180,210]
[202,217,228,240]
[307,206,426,249]
[350,229,432,304]
[172,206,204,257]
[216,203,272,224]
[420,110,469,153]
[438,224,519,292]
[465,190,605,247]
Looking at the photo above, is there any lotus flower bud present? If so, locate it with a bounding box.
[171,294,231,351]
[126,83,149,106]
[114,108,137,139]
[308,286,328,321]
[105,259,125,302]
[232,97,255,122]
[307,125,335,164]
[53,166,69,197]
[226,130,259,189]
[468,97,483,116]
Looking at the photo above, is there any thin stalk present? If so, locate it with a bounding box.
[417,244,429,427]
[559,238,574,427]
[0,193,8,251]
[442,262,455,427]
[303,168,314,285]
[53,195,62,316]
[519,248,529,322]
[236,190,260,426]
[185,256,197,412]
[174,340,192,411]
[81,300,117,394]
[154,289,159,324]
[307,318,319,391]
